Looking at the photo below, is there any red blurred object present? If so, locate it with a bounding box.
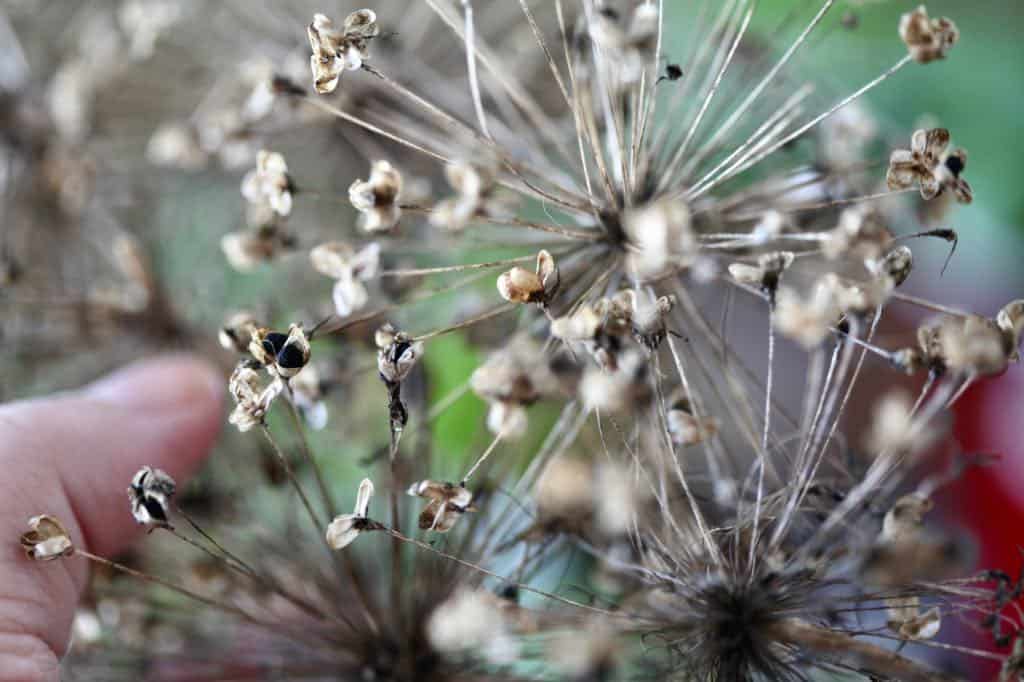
[941,365,1024,680]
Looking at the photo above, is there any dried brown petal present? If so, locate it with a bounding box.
[899,6,959,64]
[20,515,74,561]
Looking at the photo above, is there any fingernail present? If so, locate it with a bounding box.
[86,354,225,413]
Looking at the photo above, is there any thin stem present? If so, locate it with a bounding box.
[460,0,491,139]
[74,548,261,625]
[769,619,960,682]
[384,528,621,617]
[461,432,503,484]
[700,55,914,195]
[411,303,515,342]
[174,507,261,579]
[284,394,338,519]
[260,425,324,533]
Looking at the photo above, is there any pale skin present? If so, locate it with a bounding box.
[0,356,223,681]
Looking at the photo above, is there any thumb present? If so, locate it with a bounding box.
[0,355,223,681]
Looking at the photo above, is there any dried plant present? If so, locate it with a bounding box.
[12,1,1024,680]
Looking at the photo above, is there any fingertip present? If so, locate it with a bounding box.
[85,353,225,416]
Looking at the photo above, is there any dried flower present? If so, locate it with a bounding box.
[866,390,932,456]
[228,360,284,432]
[728,251,794,296]
[867,245,914,288]
[407,480,475,532]
[589,4,659,87]
[376,323,422,435]
[376,324,421,385]
[307,11,380,95]
[666,393,719,447]
[326,478,377,550]
[887,128,972,203]
[822,206,892,261]
[349,160,403,233]
[20,515,74,561]
[220,228,294,272]
[290,364,329,431]
[624,199,695,278]
[773,279,840,348]
[997,299,1024,362]
[310,241,380,317]
[250,324,311,379]
[127,466,176,527]
[430,162,499,232]
[899,6,959,64]
[472,340,558,438]
[579,350,651,413]
[427,589,519,665]
[218,311,260,354]
[497,250,559,306]
[241,150,293,217]
[939,313,1012,376]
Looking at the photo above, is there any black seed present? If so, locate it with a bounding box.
[276,343,306,369]
[666,63,683,80]
[598,7,619,21]
[945,154,964,177]
[143,497,168,522]
[264,332,288,354]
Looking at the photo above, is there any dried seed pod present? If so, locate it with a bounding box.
[219,311,259,353]
[867,391,919,456]
[228,360,284,432]
[888,604,941,641]
[307,11,380,95]
[882,492,933,543]
[667,407,718,447]
[630,293,675,350]
[376,324,421,385]
[823,206,892,261]
[822,274,892,317]
[887,128,971,203]
[579,350,651,413]
[127,466,176,527]
[728,251,794,296]
[407,480,475,532]
[241,150,293,216]
[624,199,695,277]
[250,324,311,379]
[486,401,529,439]
[220,229,292,272]
[550,305,603,343]
[497,250,559,306]
[869,245,914,287]
[891,347,926,375]
[997,299,1024,361]
[310,241,380,317]
[20,515,74,561]
[588,4,659,87]
[472,340,559,438]
[428,589,519,665]
[773,280,840,349]
[430,162,500,232]
[899,6,959,64]
[349,160,403,233]
[536,457,594,524]
[326,478,377,550]
[377,324,422,435]
[290,364,329,430]
[939,314,1010,377]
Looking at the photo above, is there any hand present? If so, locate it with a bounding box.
[0,356,223,681]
